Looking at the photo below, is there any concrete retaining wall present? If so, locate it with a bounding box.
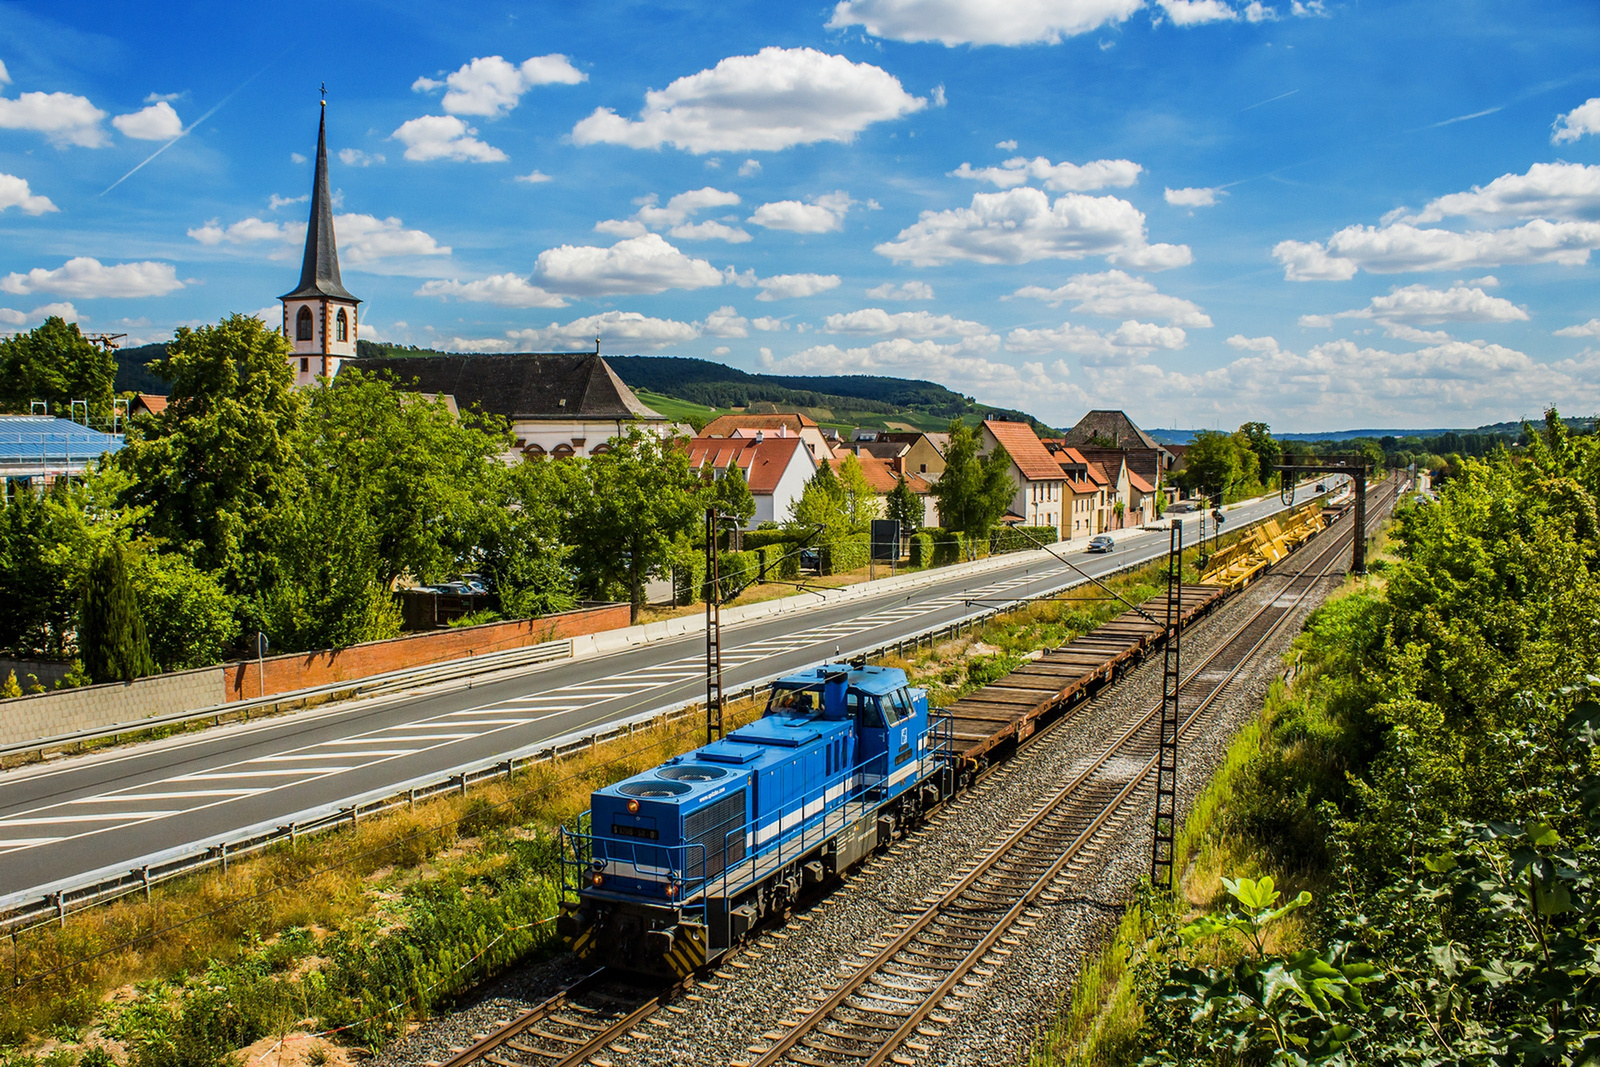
[223,603,631,700]
[0,659,73,692]
[0,667,224,749]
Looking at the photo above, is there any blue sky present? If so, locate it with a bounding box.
[1,0,1598,432]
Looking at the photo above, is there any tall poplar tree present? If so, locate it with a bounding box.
[80,541,154,684]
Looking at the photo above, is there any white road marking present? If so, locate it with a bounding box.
[251,752,412,762]
[176,769,351,780]
[0,837,64,849]
[79,789,265,801]
[0,811,178,827]
[341,733,474,742]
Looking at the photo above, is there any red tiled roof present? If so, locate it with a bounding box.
[1129,471,1156,493]
[851,453,936,494]
[133,393,168,415]
[984,419,1062,482]
[686,434,810,493]
[702,413,819,437]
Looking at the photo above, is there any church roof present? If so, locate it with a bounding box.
[346,352,667,422]
[280,104,358,304]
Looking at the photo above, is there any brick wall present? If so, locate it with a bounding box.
[224,603,630,700]
[0,667,224,749]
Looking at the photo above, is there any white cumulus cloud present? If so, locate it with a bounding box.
[112,100,182,140]
[507,311,702,350]
[516,170,552,184]
[1157,0,1237,24]
[1164,186,1224,208]
[0,301,81,327]
[1006,319,1187,361]
[1,257,183,299]
[1274,219,1600,279]
[876,187,1192,270]
[411,55,586,118]
[392,115,507,162]
[950,156,1142,192]
[1332,284,1530,331]
[339,148,384,166]
[866,281,934,301]
[1555,318,1600,338]
[755,273,842,301]
[1402,163,1600,224]
[1553,98,1600,144]
[827,0,1144,46]
[749,191,857,233]
[824,308,991,339]
[415,274,568,308]
[753,316,790,331]
[0,87,108,147]
[597,187,750,243]
[571,47,925,153]
[533,233,724,296]
[703,306,750,338]
[0,173,58,215]
[1010,269,1212,326]
[189,212,448,266]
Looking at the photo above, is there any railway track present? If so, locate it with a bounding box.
[741,483,1396,1067]
[431,970,670,1067]
[431,482,1397,1067]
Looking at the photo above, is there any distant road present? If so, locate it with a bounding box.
[0,485,1334,904]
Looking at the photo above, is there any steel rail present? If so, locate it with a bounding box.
[748,481,1395,1067]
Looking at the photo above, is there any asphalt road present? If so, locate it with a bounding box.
[0,485,1336,904]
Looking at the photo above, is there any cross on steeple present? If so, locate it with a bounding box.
[320,82,327,105]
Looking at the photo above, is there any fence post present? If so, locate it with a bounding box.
[141,865,151,903]
[54,894,64,928]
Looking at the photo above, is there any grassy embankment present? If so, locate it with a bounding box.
[0,540,1226,1067]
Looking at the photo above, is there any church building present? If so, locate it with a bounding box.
[280,101,359,385]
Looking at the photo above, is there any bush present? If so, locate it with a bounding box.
[716,550,759,599]
[992,525,1058,554]
[930,530,965,567]
[821,535,869,575]
[672,552,706,606]
[909,532,936,569]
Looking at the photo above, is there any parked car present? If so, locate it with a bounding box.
[431,581,480,596]
[1087,534,1116,553]
[1168,501,1200,514]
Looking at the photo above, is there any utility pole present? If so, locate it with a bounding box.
[1151,520,1182,889]
[705,507,724,746]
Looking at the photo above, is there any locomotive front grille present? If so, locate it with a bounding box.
[683,788,747,882]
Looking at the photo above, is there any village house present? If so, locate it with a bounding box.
[851,430,947,480]
[700,413,836,463]
[979,418,1065,539]
[686,432,818,527]
[849,447,941,528]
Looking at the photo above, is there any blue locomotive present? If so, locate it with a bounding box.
[558,662,952,977]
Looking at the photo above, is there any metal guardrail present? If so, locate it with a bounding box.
[0,500,1317,934]
[0,639,575,761]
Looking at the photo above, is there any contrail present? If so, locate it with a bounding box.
[1240,88,1299,112]
[100,55,284,197]
[1431,106,1502,128]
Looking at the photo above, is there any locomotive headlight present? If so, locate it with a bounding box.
[627,799,640,813]
[664,883,677,899]
[591,873,604,887]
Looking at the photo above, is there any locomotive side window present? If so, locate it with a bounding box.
[886,689,913,724]
[849,692,887,727]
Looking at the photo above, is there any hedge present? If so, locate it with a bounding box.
[742,528,803,551]
[993,525,1059,554]
[821,535,870,576]
[930,530,966,567]
[908,532,937,569]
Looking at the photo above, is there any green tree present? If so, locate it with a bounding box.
[711,457,757,528]
[834,453,880,533]
[1238,421,1282,485]
[481,457,578,619]
[80,541,155,683]
[886,475,922,534]
[0,317,117,422]
[791,459,847,533]
[1177,429,1250,501]
[130,549,240,671]
[116,315,304,597]
[568,427,704,623]
[931,421,1015,546]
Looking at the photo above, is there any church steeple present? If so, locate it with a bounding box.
[281,102,357,303]
[280,96,359,386]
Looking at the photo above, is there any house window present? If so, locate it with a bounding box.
[919,463,926,473]
[335,308,348,342]
[296,306,313,341]
[300,357,308,373]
